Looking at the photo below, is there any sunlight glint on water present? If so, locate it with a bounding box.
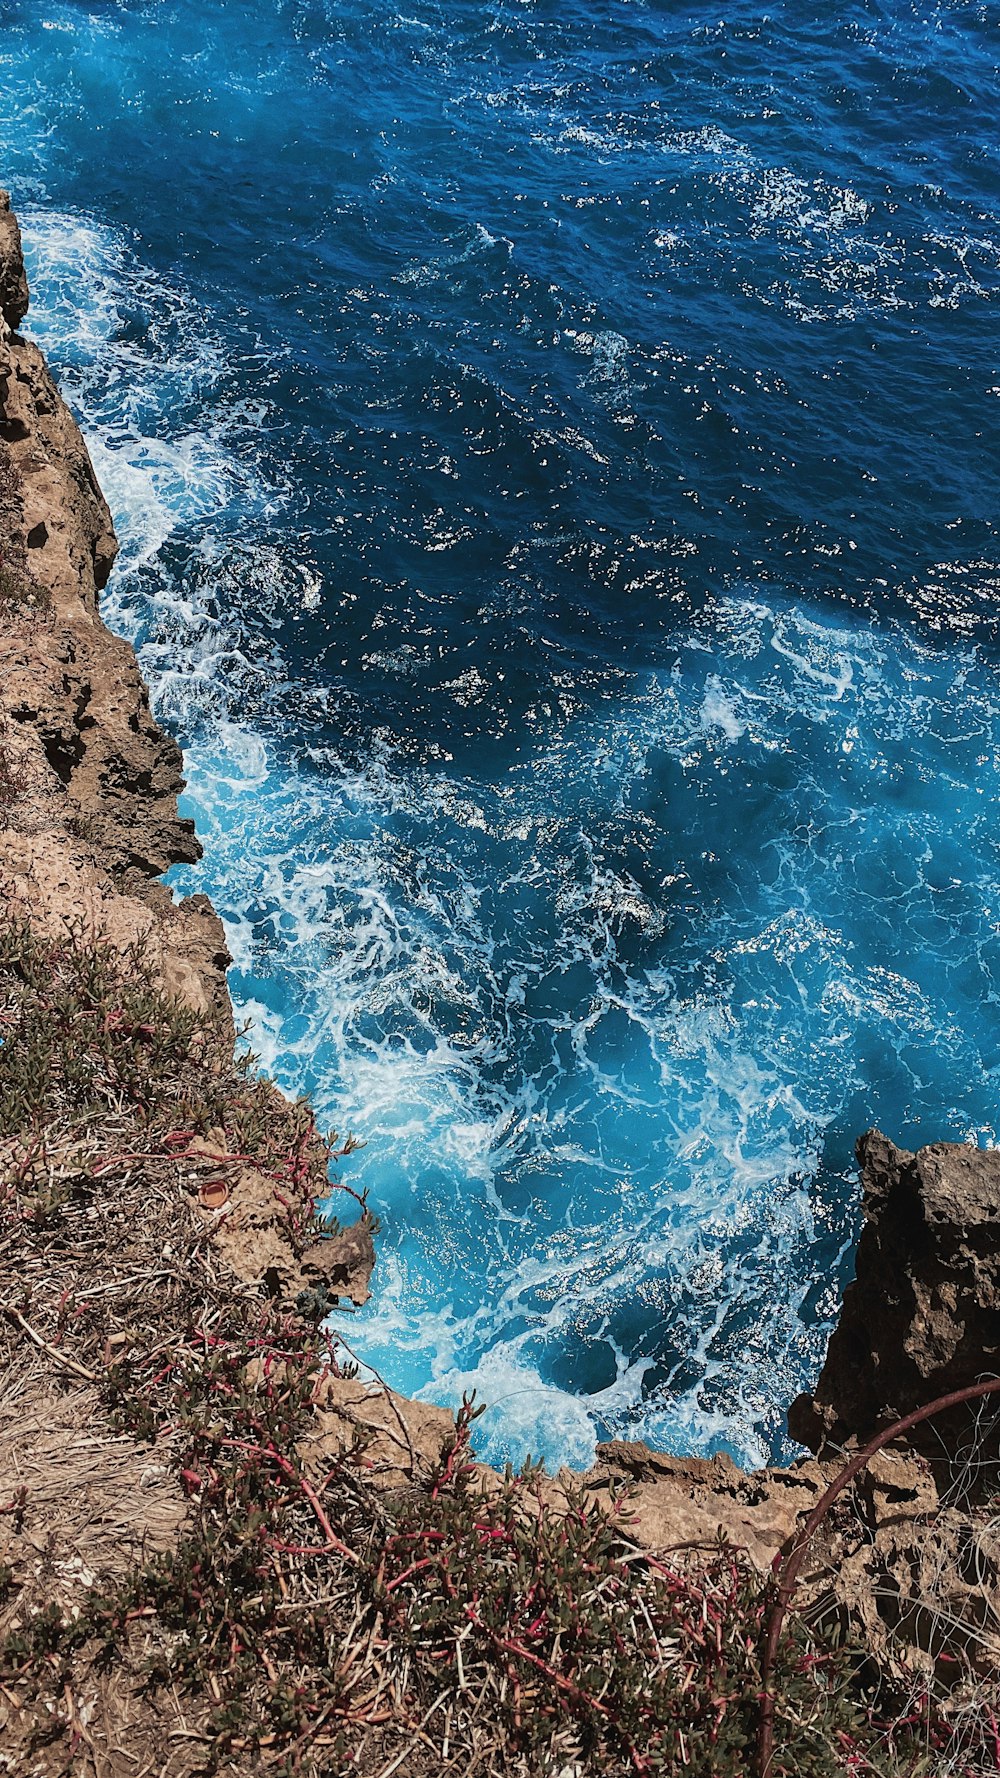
[4,0,1000,1467]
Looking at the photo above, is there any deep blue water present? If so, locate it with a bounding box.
[3,0,1000,1467]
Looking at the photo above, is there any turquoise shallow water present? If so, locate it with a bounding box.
[3,0,1000,1467]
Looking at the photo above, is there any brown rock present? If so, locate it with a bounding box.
[305,1374,457,1485]
[0,191,29,332]
[583,1438,832,1570]
[789,1129,1000,1455]
[186,1129,375,1309]
[0,191,229,1029]
[299,1214,376,1306]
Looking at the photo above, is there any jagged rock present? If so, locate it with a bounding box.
[185,1126,376,1310]
[789,1129,1000,1454]
[0,190,229,1032]
[583,1439,833,1570]
[305,1375,457,1485]
[299,1215,377,1306]
[0,191,29,332]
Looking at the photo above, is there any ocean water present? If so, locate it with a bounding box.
[3,0,1000,1468]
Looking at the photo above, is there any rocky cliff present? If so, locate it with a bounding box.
[3,186,1000,1778]
[0,189,230,1028]
[2,182,997,1556]
[790,1128,1000,1462]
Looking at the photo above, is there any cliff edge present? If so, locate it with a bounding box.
[0,189,230,1027]
[2,189,999,1778]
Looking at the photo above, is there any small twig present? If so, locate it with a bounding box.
[74,1271,177,1300]
[3,1305,97,1383]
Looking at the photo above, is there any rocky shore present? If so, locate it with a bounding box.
[3,175,999,1533]
[2,186,999,1775]
[0,191,230,1028]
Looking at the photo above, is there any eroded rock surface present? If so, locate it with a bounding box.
[0,192,29,332]
[0,187,231,1029]
[186,1123,377,1307]
[583,1441,832,1570]
[789,1130,1000,1456]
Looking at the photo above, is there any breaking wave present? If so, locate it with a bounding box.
[7,0,1000,1468]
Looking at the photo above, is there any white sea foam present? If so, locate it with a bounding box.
[21,208,280,584]
[19,203,1000,1472]
[161,592,1000,1465]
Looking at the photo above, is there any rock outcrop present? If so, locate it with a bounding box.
[0,188,231,1028]
[0,192,29,332]
[582,1441,832,1570]
[789,1128,1000,1456]
[0,189,378,1334]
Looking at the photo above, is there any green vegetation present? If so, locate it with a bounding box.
[0,925,989,1776]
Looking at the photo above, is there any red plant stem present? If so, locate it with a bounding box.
[383,1558,440,1595]
[466,1607,611,1715]
[327,1177,368,1211]
[755,1375,1000,1778]
[11,1134,44,1187]
[469,1611,654,1778]
[219,1437,360,1566]
[989,1707,1000,1772]
[89,1152,158,1176]
[269,1537,356,1558]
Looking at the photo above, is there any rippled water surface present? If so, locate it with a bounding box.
[3,0,1000,1465]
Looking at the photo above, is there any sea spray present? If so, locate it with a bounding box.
[6,0,1000,1467]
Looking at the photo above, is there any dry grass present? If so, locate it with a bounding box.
[0,1376,185,1581]
[0,919,997,1778]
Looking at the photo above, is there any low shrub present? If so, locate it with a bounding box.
[0,925,991,1777]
